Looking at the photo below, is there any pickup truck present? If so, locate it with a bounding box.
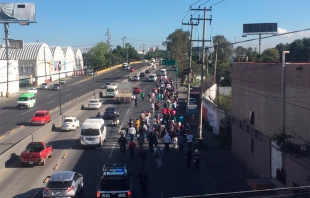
[61,116,80,131]
[20,142,53,166]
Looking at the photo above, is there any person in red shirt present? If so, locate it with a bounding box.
[162,108,167,119]
[167,107,171,115]
[129,140,136,159]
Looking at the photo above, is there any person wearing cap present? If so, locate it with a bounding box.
[194,149,201,170]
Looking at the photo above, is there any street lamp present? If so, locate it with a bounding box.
[281,51,289,133]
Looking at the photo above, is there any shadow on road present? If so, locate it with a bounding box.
[13,188,43,198]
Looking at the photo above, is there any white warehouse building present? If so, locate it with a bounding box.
[0,43,84,95]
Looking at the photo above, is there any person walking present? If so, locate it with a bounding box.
[128,125,136,141]
[147,130,155,153]
[118,134,128,155]
[138,147,147,168]
[187,132,194,152]
[138,132,145,148]
[129,140,136,159]
[194,149,201,170]
[136,169,149,198]
[141,91,145,101]
[134,97,138,107]
[154,145,163,168]
[163,133,171,152]
[178,134,185,154]
[185,150,193,170]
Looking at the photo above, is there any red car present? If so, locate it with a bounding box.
[31,110,51,125]
[133,86,142,94]
[130,67,135,72]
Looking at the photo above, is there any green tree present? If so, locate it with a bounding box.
[257,48,279,62]
[163,29,190,81]
[87,42,109,69]
[246,47,258,62]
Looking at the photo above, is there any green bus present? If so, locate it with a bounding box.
[17,93,36,109]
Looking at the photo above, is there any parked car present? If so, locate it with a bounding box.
[102,82,112,89]
[88,99,102,109]
[61,116,80,131]
[27,88,37,94]
[20,142,53,166]
[43,171,83,198]
[59,79,66,84]
[31,110,51,125]
[103,106,120,119]
[133,86,142,94]
[52,84,61,90]
[41,83,49,89]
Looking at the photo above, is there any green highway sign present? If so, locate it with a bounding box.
[162,59,176,65]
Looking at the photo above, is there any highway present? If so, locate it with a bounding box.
[0,63,148,153]
[0,65,220,198]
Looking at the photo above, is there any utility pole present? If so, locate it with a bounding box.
[182,17,198,106]
[105,28,111,52]
[191,7,212,140]
[214,43,219,105]
[126,37,128,63]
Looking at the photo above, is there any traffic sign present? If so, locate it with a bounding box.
[162,59,176,65]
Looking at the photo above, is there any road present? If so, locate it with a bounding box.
[0,63,151,154]
[0,65,220,198]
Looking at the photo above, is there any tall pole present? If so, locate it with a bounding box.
[126,37,128,63]
[187,21,194,106]
[44,47,47,82]
[4,23,10,98]
[198,7,207,140]
[281,51,289,133]
[58,64,62,117]
[214,43,219,105]
[259,34,261,54]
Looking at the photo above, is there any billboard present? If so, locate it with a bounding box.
[243,23,277,34]
[0,3,36,23]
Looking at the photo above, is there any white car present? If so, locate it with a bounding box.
[148,74,157,81]
[61,116,80,131]
[130,75,140,81]
[27,88,37,94]
[88,99,102,109]
[151,64,156,69]
[102,82,112,89]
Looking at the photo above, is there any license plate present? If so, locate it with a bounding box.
[29,162,33,164]
[118,194,126,197]
[102,194,110,197]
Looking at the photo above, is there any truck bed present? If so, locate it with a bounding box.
[114,93,132,103]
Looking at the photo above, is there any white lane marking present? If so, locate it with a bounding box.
[126,109,129,114]
[47,100,55,104]
[0,110,8,113]
[64,89,71,91]
[48,94,54,97]
[22,109,33,115]
[80,89,85,91]
[65,94,72,97]
[109,144,115,158]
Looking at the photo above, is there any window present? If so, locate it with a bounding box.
[251,138,254,153]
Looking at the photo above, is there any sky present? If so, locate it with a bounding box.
[0,0,309,53]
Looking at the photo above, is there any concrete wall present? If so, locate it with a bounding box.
[284,155,310,187]
[202,98,224,135]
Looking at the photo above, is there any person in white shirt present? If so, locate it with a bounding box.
[186,132,194,151]
[163,133,171,152]
[128,126,136,141]
[151,103,155,113]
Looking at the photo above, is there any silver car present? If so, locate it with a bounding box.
[43,171,83,198]
[41,83,48,89]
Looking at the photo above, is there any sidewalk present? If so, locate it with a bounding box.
[175,83,257,194]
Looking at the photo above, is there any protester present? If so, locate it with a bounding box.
[129,139,136,159]
[163,133,171,152]
[118,134,128,155]
[136,169,149,198]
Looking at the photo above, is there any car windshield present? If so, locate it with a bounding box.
[134,87,140,90]
[64,119,73,122]
[47,181,72,188]
[105,83,111,85]
[106,107,116,112]
[81,129,100,136]
[107,89,115,92]
[18,97,29,101]
[54,84,59,87]
[42,83,47,86]
[90,100,98,103]
[100,176,129,191]
[34,113,45,117]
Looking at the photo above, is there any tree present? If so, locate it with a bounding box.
[87,42,109,68]
[163,29,190,81]
[257,48,279,62]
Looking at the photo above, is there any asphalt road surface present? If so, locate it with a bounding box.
[0,65,220,198]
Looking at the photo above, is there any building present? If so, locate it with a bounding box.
[231,62,310,187]
[73,48,84,75]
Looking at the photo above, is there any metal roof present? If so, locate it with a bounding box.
[0,43,45,60]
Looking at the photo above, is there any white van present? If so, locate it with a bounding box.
[106,85,118,97]
[160,69,167,76]
[79,118,106,147]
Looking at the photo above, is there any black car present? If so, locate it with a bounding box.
[145,69,150,73]
[103,106,120,119]
[96,164,134,198]
[139,72,145,77]
[52,84,61,90]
